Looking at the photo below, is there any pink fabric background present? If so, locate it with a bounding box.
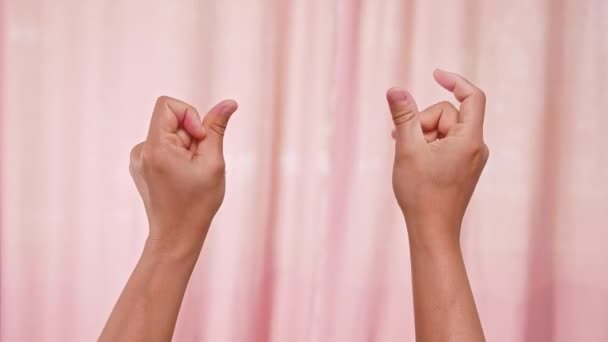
[2,0,608,341]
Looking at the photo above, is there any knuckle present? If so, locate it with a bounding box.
[438,101,457,113]
[166,134,183,146]
[156,95,184,112]
[438,100,453,108]
[210,122,227,136]
[466,141,486,158]
[157,96,193,111]
[128,158,136,177]
[474,89,487,103]
[482,143,490,161]
[395,146,418,162]
[393,109,417,126]
[129,143,144,172]
[128,164,136,179]
[155,96,173,113]
[129,143,142,162]
[187,105,201,119]
[155,95,171,107]
[208,158,226,175]
[140,145,163,170]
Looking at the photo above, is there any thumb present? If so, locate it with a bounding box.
[197,99,238,160]
[386,87,424,152]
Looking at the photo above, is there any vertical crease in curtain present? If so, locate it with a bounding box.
[522,0,565,340]
[0,0,4,335]
[318,0,361,340]
[248,1,291,341]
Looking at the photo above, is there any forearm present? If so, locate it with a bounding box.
[407,219,484,342]
[99,237,203,342]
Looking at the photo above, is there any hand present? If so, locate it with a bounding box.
[129,96,238,256]
[386,69,489,242]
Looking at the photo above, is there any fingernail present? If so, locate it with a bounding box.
[221,100,238,115]
[387,87,409,103]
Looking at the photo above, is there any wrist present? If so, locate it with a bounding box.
[143,233,205,266]
[146,216,213,258]
[404,214,462,254]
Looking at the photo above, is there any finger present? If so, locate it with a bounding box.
[197,99,239,159]
[176,128,192,148]
[182,107,206,140]
[386,87,425,151]
[433,69,486,133]
[147,96,205,142]
[178,107,205,149]
[419,101,459,139]
[423,131,438,142]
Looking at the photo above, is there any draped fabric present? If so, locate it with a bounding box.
[1,1,607,341]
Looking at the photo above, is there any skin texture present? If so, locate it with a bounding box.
[387,69,488,342]
[98,96,238,342]
[100,69,487,342]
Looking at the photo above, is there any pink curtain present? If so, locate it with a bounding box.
[2,0,608,341]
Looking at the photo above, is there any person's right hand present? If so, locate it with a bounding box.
[386,69,489,243]
[129,96,238,257]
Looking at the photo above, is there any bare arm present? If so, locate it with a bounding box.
[386,69,488,341]
[99,96,238,342]
[407,219,484,341]
[99,239,203,342]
